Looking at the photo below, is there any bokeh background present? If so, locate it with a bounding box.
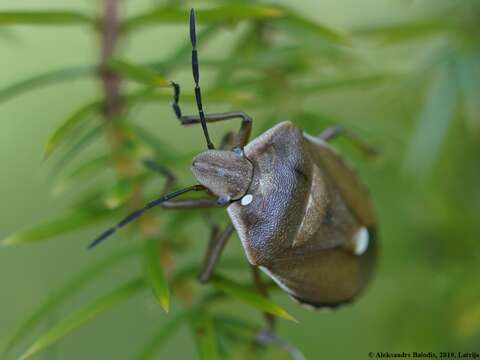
[1,0,479,359]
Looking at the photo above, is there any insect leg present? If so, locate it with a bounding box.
[198,223,235,283]
[142,159,221,207]
[219,131,235,150]
[201,212,221,273]
[142,158,232,207]
[88,185,206,248]
[142,159,177,194]
[171,110,253,148]
[161,198,220,209]
[251,266,276,332]
[255,331,306,360]
[318,126,379,157]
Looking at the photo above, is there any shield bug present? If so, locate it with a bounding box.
[90,9,378,309]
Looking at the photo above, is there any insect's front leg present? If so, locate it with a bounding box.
[170,82,252,148]
[318,126,379,158]
[161,198,220,209]
[219,131,235,150]
[142,159,177,194]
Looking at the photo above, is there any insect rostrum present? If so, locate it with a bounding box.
[91,8,377,310]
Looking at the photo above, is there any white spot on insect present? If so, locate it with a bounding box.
[241,194,253,206]
[353,227,369,255]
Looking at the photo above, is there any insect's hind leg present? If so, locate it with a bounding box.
[254,330,306,359]
[251,266,276,332]
[198,222,235,283]
[318,126,378,158]
[250,267,305,358]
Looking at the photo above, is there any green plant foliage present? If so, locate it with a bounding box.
[43,100,101,159]
[0,11,94,26]
[134,309,190,360]
[210,274,297,323]
[0,65,93,103]
[53,154,111,194]
[0,247,138,357]
[355,1,480,166]
[18,278,144,360]
[124,4,285,30]
[456,53,480,133]
[189,310,220,360]
[143,239,170,313]
[105,59,170,87]
[301,73,396,94]
[102,179,135,209]
[404,64,458,176]
[1,208,115,246]
[353,17,450,43]
[3,0,480,358]
[274,6,347,43]
[52,125,103,173]
[124,3,344,43]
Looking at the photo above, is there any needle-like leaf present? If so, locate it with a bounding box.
[124,4,345,44]
[102,179,134,209]
[105,59,170,87]
[210,274,297,323]
[353,17,449,43]
[53,154,110,194]
[124,4,284,31]
[404,63,459,176]
[1,208,115,246]
[456,54,480,135]
[189,310,219,360]
[143,239,170,313]
[0,11,94,26]
[43,100,102,159]
[52,125,102,173]
[135,310,190,360]
[0,65,93,103]
[0,247,138,356]
[18,278,144,360]
[213,315,259,342]
[301,73,395,94]
[276,7,347,43]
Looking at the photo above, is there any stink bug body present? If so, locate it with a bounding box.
[91,9,377,309]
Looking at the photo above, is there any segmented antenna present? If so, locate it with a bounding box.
[190,8,215,150]
[88,185,205,249]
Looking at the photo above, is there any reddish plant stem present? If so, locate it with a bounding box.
[99,0,160,239]
[100,0,121,119]
[99,1,177,283]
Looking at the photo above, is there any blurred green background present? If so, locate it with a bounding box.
[1,0,479,359]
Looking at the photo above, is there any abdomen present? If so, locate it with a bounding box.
[261,227,377,308]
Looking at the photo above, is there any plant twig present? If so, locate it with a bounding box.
[99,0,160,240]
